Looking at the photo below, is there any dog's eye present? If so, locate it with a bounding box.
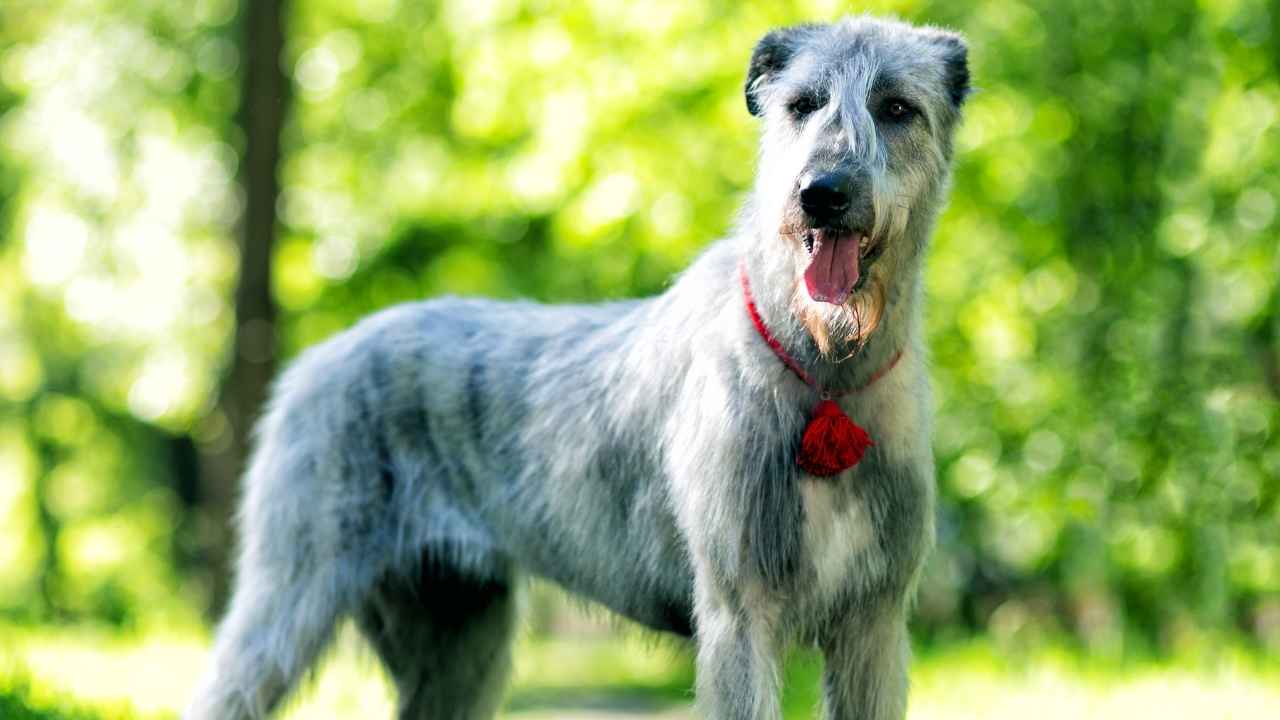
[880,98,918,123]
[787,93,827,119]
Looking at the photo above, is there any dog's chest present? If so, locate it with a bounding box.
[800,480,878,597]
[797,378,927,599]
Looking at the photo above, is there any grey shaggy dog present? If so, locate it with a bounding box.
[187,15,969,720]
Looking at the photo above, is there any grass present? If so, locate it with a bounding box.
[2,622,1278,719]
[1,669,136,720]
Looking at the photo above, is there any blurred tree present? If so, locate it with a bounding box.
[196,0,291,617]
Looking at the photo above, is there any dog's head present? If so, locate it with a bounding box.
[745,17,969,352]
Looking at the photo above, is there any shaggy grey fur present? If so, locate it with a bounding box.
[186,15,968,720]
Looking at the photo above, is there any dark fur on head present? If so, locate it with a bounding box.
[931,32,972,106]
[745,24,823,116]
[747,23,970,116]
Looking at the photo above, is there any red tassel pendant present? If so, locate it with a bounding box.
[797,399,874,477]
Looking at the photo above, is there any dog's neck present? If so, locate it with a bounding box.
[740,234,922,395]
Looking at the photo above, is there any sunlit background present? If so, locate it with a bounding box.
[1,0,1277,717]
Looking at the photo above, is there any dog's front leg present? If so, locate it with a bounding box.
[693,577,783,720]
[819,604,910,720]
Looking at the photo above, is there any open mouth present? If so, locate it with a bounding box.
[801,228,882,305]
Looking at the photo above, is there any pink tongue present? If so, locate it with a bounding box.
[803,231,860,305]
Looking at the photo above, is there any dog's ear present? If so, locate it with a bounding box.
[745,24,818,116]
[928,31,971,107]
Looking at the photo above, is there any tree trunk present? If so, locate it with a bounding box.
[197,0,290,618]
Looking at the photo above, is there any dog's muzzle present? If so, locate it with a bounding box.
[795,171,878,306]
[799,170,853,224]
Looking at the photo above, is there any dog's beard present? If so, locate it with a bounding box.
[779,216,889,359]
[791,272,885,359]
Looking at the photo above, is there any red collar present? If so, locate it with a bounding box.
[739,263,902,399]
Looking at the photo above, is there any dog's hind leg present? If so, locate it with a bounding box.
[185,339,402,719]
[185,567,348,720]
[184,464,385,720]
[355,557,517,720]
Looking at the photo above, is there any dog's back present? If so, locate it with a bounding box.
[188,282,713,717]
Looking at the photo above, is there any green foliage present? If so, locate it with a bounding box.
[0,674,122,720]
[0,0,1277,657]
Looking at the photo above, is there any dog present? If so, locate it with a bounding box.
[187,15,969,720]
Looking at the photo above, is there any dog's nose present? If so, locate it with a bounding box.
[798,171,853,223]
